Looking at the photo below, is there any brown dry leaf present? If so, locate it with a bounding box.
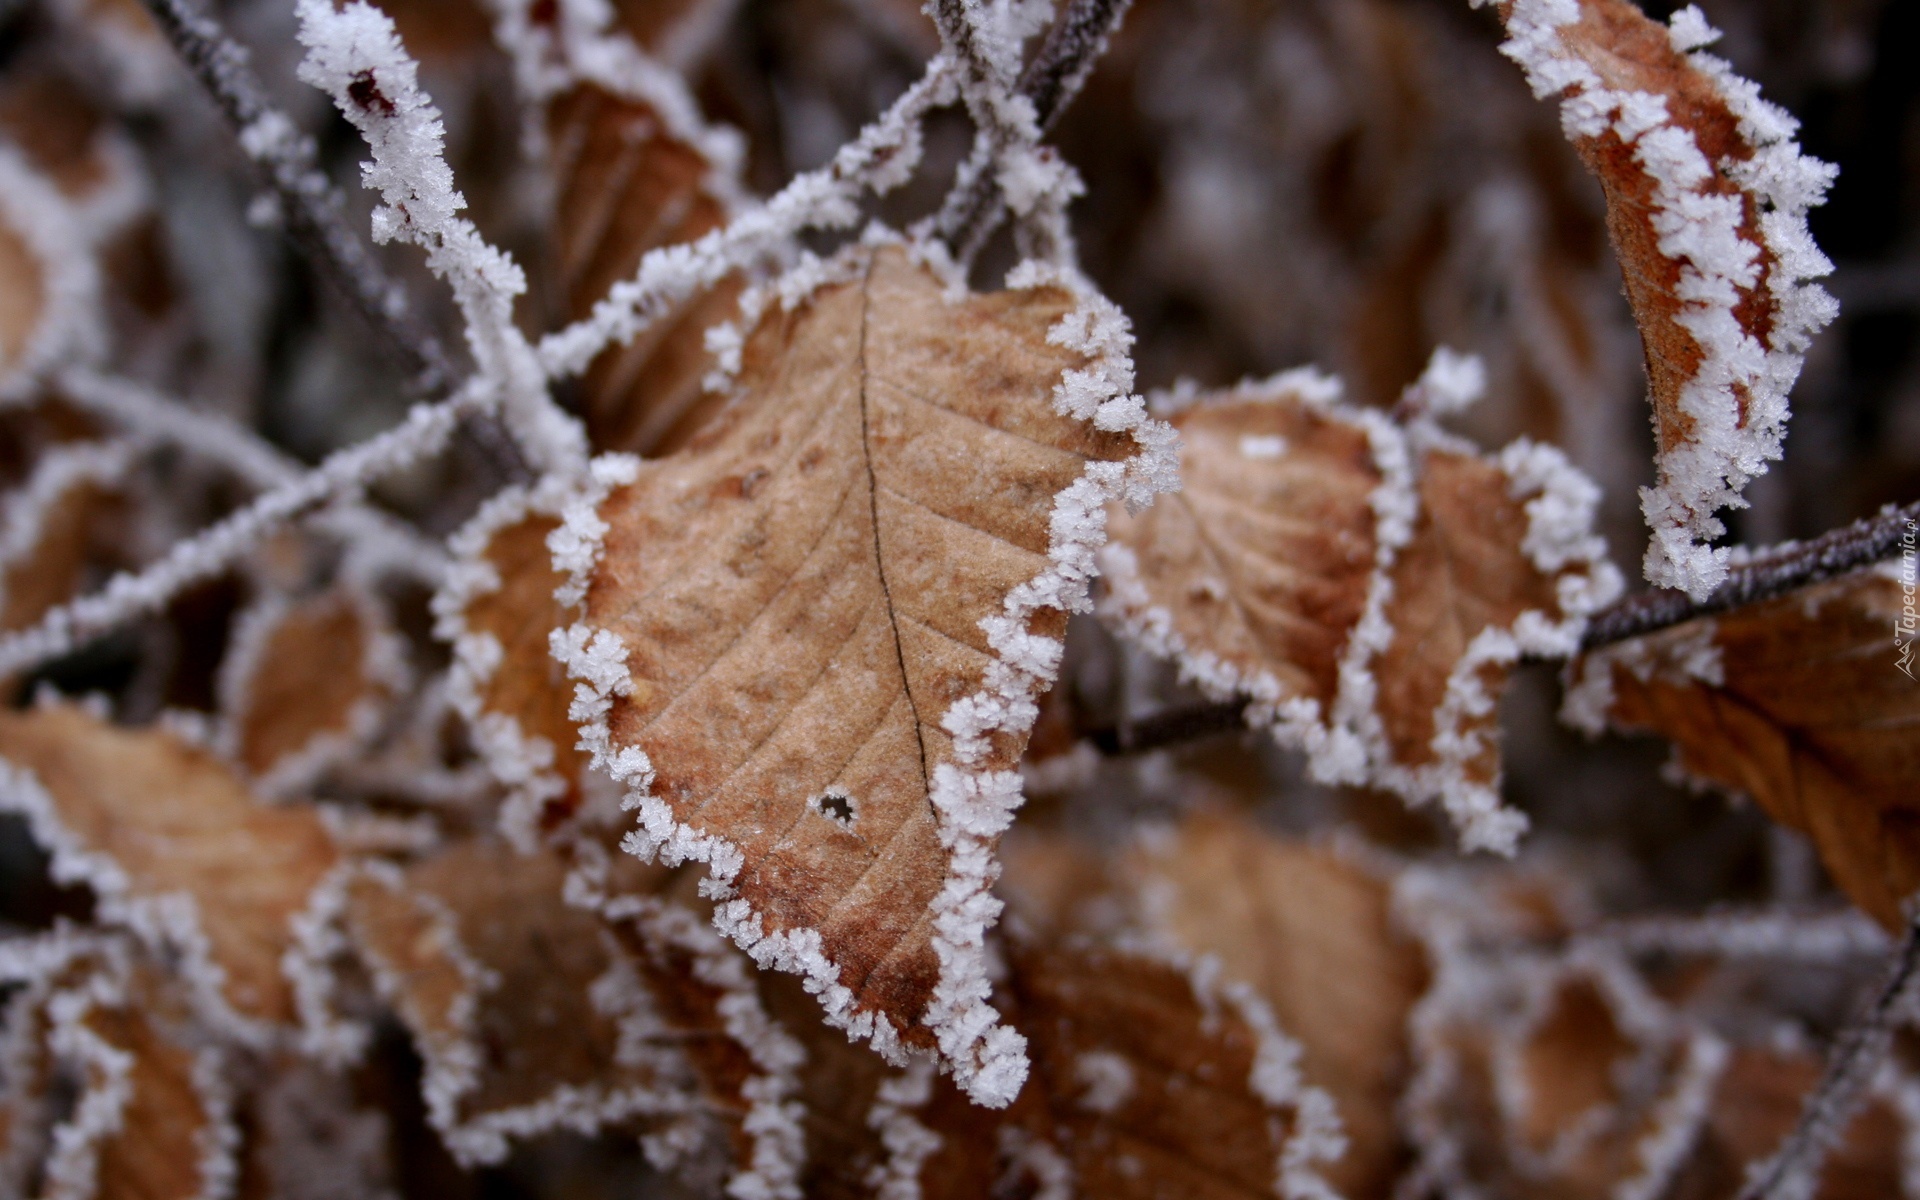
[341,839,702,1167]
[15,947,237,1200]
[1098,373,1618,854]
[545,25,744,455]
[436,487,594,847]
[220,588,403,794]
[773,923,1352,1200]
[1664,1046,1908,1200]
[0,703,340,1028]
[1565,564,1920,928]
[1123,810,1427,1197]
[0,444,127,643]
[1404,941,1731,1200]
[73,966,234,1200]
[0,213,40,373]
[1489,0,1836,597]
[553,243,1173,1102]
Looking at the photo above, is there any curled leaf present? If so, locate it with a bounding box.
[1098,367,1619,853]
[1565,563,1920,928]
[1491,0,1838,598]
[551,242,1177,1104]
[0,703,341,1033]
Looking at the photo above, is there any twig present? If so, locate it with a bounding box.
[135,0,531,482]
[0,386,481,678]
[1083,700,1246,755]
[1735,904,1920,1200]
[1582,499,1920,649]
[933,0,1132,263]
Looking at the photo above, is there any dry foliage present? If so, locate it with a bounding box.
[0,0,1910,1196]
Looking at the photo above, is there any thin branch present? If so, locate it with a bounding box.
[138,0,449,389]
[933,0,1133,262]
[0,386,481,678]
[1583,499,1920,649]
[136,0,531,483]
[1736,905,1920,1200]
[1083,700,1247,755]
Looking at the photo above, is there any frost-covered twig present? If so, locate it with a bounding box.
[1582,498,1920,649]
[136,0,533,483]
[934,0,1132,261]
[135,0,453,393]
[294,0,587,477]
[1736,905,1920,1200]
[1588,908,1891,962]
[0,384,482,678]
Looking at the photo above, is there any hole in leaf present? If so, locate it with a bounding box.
[814,788,855,828]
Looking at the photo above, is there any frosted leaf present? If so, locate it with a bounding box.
[35,951,238,1200]
[1488,0,1838,599]
[1564,563,1920,929]
[0,703,341,1034]
[763,907,1352,1200]
[1117,810,1426,1199]
[338,840,700,1167]
[553,244,1176,1105]
[217,586,407,798]
[434,480,596,848]
[0,443,130,653]
[547,75,745,454]
[1098,374,1620,855]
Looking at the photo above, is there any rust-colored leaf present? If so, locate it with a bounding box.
[1099,372,1618,853]
[1121,810,1427,1198]
[0,443,127,641]
[1566,563,1920,928]
[341,839,701,1166]
[547,47,744,454]
[0,703,340,1029]
[553,244,1174,1103]
[436,483,594,848]
[1490,0,1837,598]
[221,588,404,795]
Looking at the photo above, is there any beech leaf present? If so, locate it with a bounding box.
[0,703,341,1032]
[1491,0,1838,599]
[338,839,701,1167]
[0,443,128,646]
[551,242,1177,1105]
[1565,563,1920,928]
[436,480,596,849]
[218,587,406,797]
[1098,369,1619,853]
[550,82,744,456]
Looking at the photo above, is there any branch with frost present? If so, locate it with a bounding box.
[934,0,1132,263]
[0,383,481,678]
[57,368,449,582]
[292,0,587,476]
[1737,905,1920,1200]
[1582,498,1920,649]
[136,0,532,483]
